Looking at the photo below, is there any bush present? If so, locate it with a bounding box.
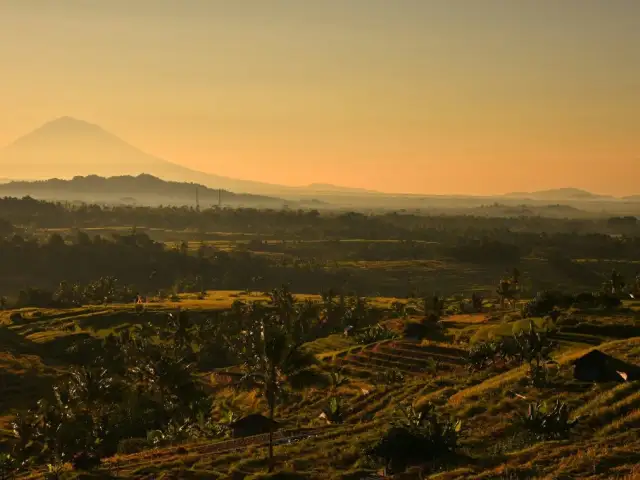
[354,323,397,344]
[403,320,430,339]
[376,369,405,385]
[519,400,579,440]
[71,452,100,471]
[523,291,573,318]
[468,341,503,370]
[594,292,621,309]
[572,291,621,310]
[321,396,345,424]
[117,437,151,454]
[16,287,54,308]
[365,403,461,474]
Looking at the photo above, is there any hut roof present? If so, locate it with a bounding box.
[573,349,640,381]
[229,413,278,429]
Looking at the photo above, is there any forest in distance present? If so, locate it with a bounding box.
[1,196,640,303]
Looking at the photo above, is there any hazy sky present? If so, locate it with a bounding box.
[0,1,638,195]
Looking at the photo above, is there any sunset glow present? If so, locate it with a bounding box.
[0,1,638,195]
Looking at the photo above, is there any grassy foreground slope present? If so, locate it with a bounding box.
[0,295,638,479]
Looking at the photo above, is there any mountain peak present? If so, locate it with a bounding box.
[8,116,109,149]
[35,115,103,134]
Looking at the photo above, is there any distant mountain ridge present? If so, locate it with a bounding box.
[0,174,291,207]
[1,117,637,201]
[504,188,616,201]
[303,183,379,194]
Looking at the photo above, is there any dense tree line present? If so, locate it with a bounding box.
[1,196,639,238]
[0,231,269,301]
[1,198,639,300]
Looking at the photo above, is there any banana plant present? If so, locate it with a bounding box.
[520,400,579,439]
[321,396,345,424]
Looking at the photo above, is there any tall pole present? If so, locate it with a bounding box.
[195,186,200,211]
[218,189,222,208]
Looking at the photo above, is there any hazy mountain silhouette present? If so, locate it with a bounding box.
[1,118,634,202]
[304,183,379,194]
[504,188,615,201]
[0,117,294,194]
[0,174,292,207]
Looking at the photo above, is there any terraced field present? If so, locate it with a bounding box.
[2,297,640,479]
[329,340,466,376]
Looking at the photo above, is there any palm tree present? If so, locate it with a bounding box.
[268,285,296,331]
[610,269,625,295]
[165,309,193,357]
[320,289,344,331]
[497,279,516,310]
[233,311,319,472]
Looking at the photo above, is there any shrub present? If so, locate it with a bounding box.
[16,287,54,308]
[354,323,397,344]
[468,341,503,370]
[0,454,16,480]
[117,437,151,454]
[519,400,579,440]
[468,320,556,383]
[376,368,405,385]
[423,357,438,375]
[365,402,461,474]
[594,292,621,309]
[403,320,430,339]
[71,452,100,471]
[321,396,345,424]
[523,290,574,318]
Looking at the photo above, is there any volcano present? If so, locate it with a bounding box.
[0,117,282,194]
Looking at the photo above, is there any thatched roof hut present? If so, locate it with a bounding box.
[228,413,279,438]
[572,350,640,383]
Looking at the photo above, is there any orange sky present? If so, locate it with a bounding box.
[0,1,638,195]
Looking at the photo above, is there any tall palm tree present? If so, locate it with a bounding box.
[233,311,319,472]
[165,309,193,357]
[497,279,516,310]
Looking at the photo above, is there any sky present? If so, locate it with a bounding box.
[0,0,638,195]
